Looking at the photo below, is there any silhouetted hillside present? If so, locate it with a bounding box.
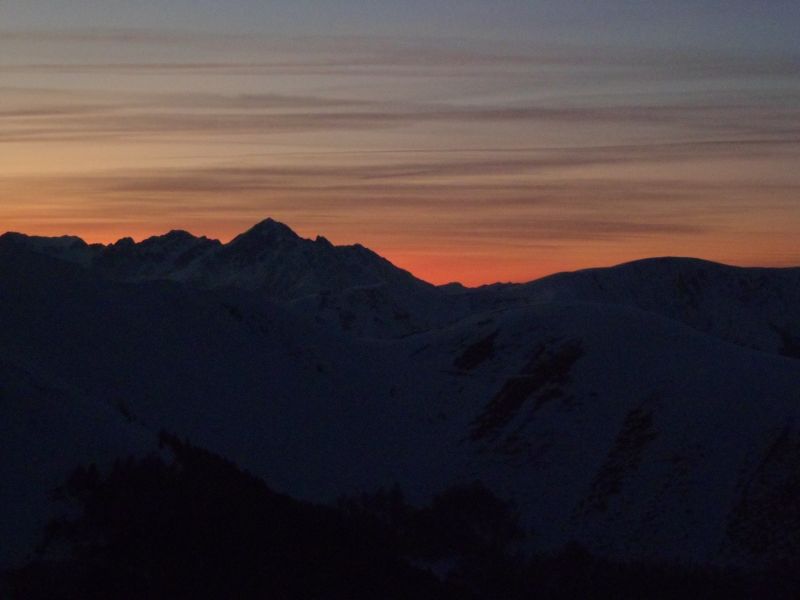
[5,435,798,599]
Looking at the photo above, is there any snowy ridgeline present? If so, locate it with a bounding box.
[1,220,800,571]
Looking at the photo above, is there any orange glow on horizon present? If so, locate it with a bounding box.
[4,219,799,287]
[1,24,798,287]
[0,220,568,285]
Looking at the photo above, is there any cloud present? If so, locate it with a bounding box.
[5,151,796,230]
[2,29,798,80]
[0,27,216,45]
[6,137,798,198]
[0,104,115,118]
[2,90,798,144]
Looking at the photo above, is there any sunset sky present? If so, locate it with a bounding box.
[2,1,799,284]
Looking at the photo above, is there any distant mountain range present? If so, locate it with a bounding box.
[2,219,800,571]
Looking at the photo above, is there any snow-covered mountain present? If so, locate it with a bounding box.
[493,257,800,359]
[6,224,800,350]
[2,220,800,572]
[1,217,429,297]
[1,219,444,338]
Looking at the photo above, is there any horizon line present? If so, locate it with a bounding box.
[3,218,798,288]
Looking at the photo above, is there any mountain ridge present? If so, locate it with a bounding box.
[4,219,800,346]
[0,218,430,300]
[5,222,799,289]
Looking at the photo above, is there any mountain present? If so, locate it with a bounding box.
[1,219,443,338]
[402,300,800,566]
[0,218,429,299]
[496,257,800,359]
[2,219,800,575]
[7,224,800,352]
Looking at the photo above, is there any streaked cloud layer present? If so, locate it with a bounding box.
[1,4,799,284]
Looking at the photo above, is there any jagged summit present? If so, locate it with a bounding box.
[0,231,94,264]
[0,231,87,248]
[134,230,219,252]
[230,218,300,245]
[0,218,429,304]
[147,229,200,243]
[111,236,136,247]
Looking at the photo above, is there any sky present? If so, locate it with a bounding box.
[1,1,799,284]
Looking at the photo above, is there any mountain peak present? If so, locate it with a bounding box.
[138,229,206,248]
[0,231,86,247]
[240,218,299,241]
[225,219,301,258]
[163,229,197,241]
[112,237,136,248]
[315,235,333,247]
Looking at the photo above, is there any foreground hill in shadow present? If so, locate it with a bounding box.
[6,434,795,600]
